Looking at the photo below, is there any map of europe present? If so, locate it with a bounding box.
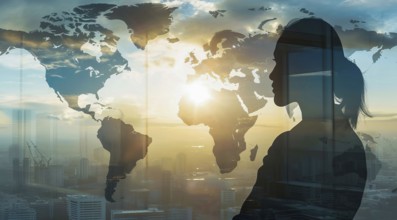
[1,2,396,202]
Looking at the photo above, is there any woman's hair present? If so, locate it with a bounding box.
[280,18,370,128]
[334,58,371,128]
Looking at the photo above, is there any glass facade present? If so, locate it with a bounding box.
[0,1,395,219]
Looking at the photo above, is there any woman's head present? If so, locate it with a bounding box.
[269,18,370,127]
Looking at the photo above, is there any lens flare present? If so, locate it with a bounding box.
[185,83,212,105]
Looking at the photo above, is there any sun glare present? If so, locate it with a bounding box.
[185,83,212,105]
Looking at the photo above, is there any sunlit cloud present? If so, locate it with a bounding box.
[48,108,87,121]
[162,0,216,13]
[191,145,206,148]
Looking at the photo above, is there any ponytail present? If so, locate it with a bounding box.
[334,58,371,128]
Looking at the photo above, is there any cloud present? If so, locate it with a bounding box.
[341,0,397,9]
[47,108,86,121]
[0,0,395,125]
[0,48,44,70]
[161,0,216,13]
[0,0,394,37]
[215,0,397,34]
[0,110,11,127]
[370,112,397,118]
[165,0,397,77]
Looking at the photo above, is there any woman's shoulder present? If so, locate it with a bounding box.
[273,131,291,144]
[262,131,291,164]
[266,131,291,155]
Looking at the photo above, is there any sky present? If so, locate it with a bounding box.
[0,0,396,162]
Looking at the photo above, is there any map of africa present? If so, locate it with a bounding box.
[1,2,396,202]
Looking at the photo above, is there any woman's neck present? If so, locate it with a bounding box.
[299,102,346,123]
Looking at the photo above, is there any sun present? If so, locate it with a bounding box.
[185,82,212,105]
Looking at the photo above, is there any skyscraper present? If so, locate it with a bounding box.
[79,158,89,180]
[12,158,22,190]
[30,200,50,220]
[35,113,51,160]
[161,170,172,207]
[129,189,150,210]
[220,189,236,208]
[220,207,240,220]
[174,153,187,178]
[12,109,31,161]
[4,202,36,220]
[51,197,68,220]
[67,195,106,220]
[22,157,31,186]
[12,110,23,162]
[11,109,32,190]
[48,165,64,187]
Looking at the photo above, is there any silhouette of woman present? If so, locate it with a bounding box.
[234,18,370,220]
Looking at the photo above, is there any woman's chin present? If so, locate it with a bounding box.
[273,96,289,107]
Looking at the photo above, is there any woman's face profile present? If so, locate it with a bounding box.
[269,35,330,108]
[269,43,289,107]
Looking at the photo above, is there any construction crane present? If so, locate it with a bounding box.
[26,141,51,168]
